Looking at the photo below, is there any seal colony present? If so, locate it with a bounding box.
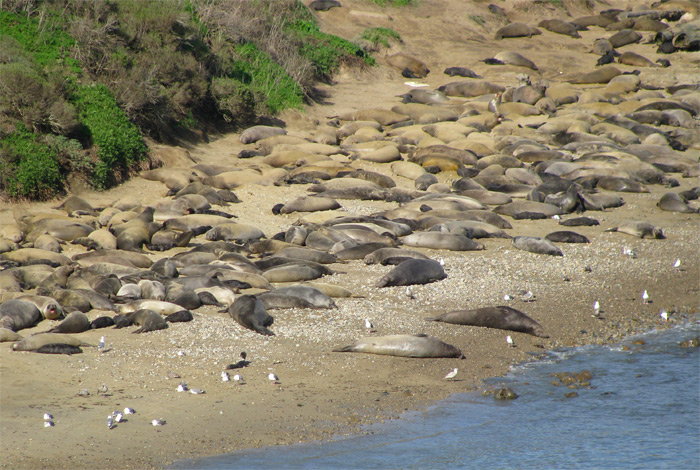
[1,0,698,468]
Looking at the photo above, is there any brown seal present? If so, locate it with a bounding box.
[333,334,463,358]
[228,295,274,336]
[426,306,548,337]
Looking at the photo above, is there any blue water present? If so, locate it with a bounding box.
[172,324,700,470]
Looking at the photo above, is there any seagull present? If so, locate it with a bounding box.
[177,382,188,392]
[673,259,681,269]
[233,374,244,383]
[593,301,601,318]
[98,336,106,352]
[438,258,445,267]
[112,411,123,423]
[365,318,374,331]
[44,421,54,428]
[622,247,637,258]
[106,416,115,429]
[552,214,561,220]
[406,287,415,299]
[98,383,109,395]
[221,371,230,382]
[521,291,534,302]
[268,372,279,384]
[43,413,53,421]
[444,368,458,381]
[642,290,650,304]
[503,294,513,301]
[124,407,135,415]
[506,335,515,347]
[660,310,669,322]
[189,388,205,395]
[152,419,166,426]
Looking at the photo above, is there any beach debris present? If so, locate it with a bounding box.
[221,371,230,382]
[660,310,669,322]
[642,290,650,304]
[506,335,515,347]
[124,407,136,415]
[177,382,188,392]
[444,368,458,381]
[268,372,279,384]
[152,419,166,426]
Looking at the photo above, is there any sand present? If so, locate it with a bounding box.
[1,0,699,468]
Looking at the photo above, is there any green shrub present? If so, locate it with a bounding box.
[0,127,63,200]
[211,77,256,123]
[366,0,414,6]
[358,27,402,48]
[72,84,147,188]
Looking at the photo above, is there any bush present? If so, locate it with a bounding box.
[0,127,63,200]
[71,84,147,188]
[211,77,256,123]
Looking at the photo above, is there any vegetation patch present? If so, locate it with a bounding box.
[358,27,402,48]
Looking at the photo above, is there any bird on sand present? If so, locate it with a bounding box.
[506,335,515,347]
[660,310,669,322]
[268,372,279,384]
[444,368,458,381]
[642,290,650,304]
[593,301,601,318]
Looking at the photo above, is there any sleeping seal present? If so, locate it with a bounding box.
[333,334,463,358]
[375,259,447,287]
[606,221,665,239]
[512,236,563,256]
[426,306,548,337]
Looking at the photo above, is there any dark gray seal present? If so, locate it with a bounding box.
[126,309,169,334]
[443,67,482,78]
[375,259,446,287]
[657,193,697,213]
[559,217,600,227]
[606,221,665,239]
[426,306,548,337]
[0,299,42,331]
[545,231,590,244]
[228,295,274,336]
[46,311,91,334]
[333,334,463,358]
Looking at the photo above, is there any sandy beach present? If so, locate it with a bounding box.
[1,1,699,468]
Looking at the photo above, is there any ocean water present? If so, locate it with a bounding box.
[171,323,700,470]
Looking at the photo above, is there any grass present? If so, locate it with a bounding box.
[358,27,402,48]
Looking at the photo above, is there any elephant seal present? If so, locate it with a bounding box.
[545,231,590,244]
[125,309,168,334]
[657,193,697,213]
[618,51,657,67]
[262,262,331,283]
[268,285,337,309]
[0,328,22,342]
[34,344,82,354]
[364,247,430,266]
[426,306,548,337]
[538,19,581,38]
[239,125,286,144]
[559,217,600,227]
[275,196,341,214]
[493,51,538,70]
[570,65,622,84]
[228,295,274,336]
[119,300,184,315]
[443,67,482,78]
[0,299,42,331]
[165,310,194,323]
[333,334,463,358]
[494,23,542,40]
[46,311,91,333]
[608,29,642,48]
[12,333,87,351]
[17,295,63,320]
[606,221,665,239]
[375,259,446,287]
[400,232,484,251]
[90,316,115,329]
[309,0,341,12]
[512,236,563,256]
[386,53,430,78]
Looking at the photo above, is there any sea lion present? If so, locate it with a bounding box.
[606,221,665,239]
[494,23,542,40]
[545,231,590,244]
[333,334,463,358]
[375,259,446,287]
[0,299,42,331]
[126,309,169,334]
[426,306,548,337]
[228,295,274,336]
[512,236,563,256]
[12,333,87,351]
[46,311,91,333]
